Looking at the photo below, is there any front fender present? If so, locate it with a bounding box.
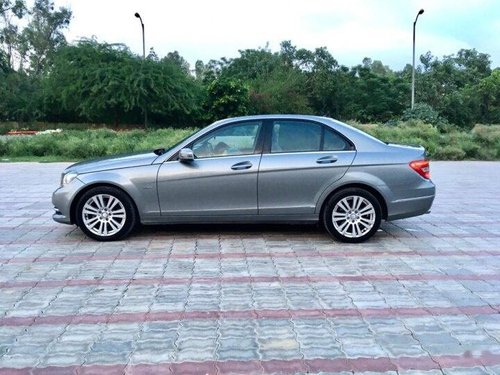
[77,165,161,220]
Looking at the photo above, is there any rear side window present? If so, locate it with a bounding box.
[271,121,322,153]
[323,127,351,151]
[271,120,352,153]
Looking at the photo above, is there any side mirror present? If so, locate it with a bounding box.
[179,148,194,162]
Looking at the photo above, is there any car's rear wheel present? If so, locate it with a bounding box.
[323,188,382,243]
[76,186,137,241]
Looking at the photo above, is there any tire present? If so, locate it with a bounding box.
[75,186,138,241]
[323,188,382,243]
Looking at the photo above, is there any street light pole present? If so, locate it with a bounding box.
[411,9,424,110]
[135,12,147,128]
[134,12,145,59]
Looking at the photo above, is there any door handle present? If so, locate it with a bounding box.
[316,156,338,164]
[231,161,253,170]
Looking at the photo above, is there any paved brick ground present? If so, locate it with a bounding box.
[0,161,499,374]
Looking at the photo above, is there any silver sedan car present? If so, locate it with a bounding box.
[52,115,435,242]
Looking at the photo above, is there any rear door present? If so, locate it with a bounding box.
[258,119,356,215]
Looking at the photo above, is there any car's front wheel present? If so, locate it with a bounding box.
[323,188,382,243]
[76,186,137,241]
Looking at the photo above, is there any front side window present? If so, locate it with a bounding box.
[192,121,262,158]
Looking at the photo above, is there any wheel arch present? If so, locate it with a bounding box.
[318,183,388,221]
[70,182,140,225]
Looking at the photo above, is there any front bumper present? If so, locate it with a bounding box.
[51,178,85,225]
[53,209,71,224]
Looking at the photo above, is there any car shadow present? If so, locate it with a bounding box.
[136,222,325,237]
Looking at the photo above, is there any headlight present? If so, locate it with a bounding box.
[61,171,78,186]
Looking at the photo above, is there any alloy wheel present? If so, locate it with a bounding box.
[331,195,376,239]
[81,194,127,237]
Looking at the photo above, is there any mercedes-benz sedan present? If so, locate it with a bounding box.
[52,115,435,242]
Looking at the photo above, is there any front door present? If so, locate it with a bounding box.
[157,120,263,216]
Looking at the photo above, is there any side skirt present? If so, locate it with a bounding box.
[140,214,319,225]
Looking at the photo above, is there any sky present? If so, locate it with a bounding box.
[52,0,500,70]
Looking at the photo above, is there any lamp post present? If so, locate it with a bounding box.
[134,12,145,59]
[134,12,147,128]
[411,8,424,110]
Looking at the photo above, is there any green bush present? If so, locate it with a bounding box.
[0,122,17,135]
[0,139,10,156]
[473,124,500,143]
[1,123,500,161]
[0,127,199,160]
[400,103,448,128]
[433,145,467,160]
[354,121,440,153]
[472,124,500,158]
[352,121,500,160]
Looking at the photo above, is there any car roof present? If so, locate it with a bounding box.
[217,114,330,123]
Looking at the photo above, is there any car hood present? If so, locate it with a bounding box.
[65,151,159,174]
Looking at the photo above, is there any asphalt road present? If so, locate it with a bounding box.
[0,161,499,374]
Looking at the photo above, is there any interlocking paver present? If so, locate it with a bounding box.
[0,161,500,373]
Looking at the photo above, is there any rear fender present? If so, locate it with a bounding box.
[315,171,392,214]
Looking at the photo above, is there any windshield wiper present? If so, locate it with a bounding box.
[153,148,166,156]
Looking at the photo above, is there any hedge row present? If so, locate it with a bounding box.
[1,121,499,161]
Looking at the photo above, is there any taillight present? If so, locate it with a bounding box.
[409,160,430,179]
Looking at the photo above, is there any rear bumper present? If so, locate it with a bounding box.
[387,193,435,221]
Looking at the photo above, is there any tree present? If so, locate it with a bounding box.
[294,46,347,118]
[2,29,499,127]
[416,48,493,128]
[280,41,338,73]
[474,69,500,123]
[43,40,203,126]
[0,48,9,72]
[0,68,41,121]
[249,67,311,114]
[211,42,313,115]
[0,0,26,69]
[164,51,190,74]
[222,46,280,81]
[347,65,408,122]
[204,78,249,120]
[139,57,204,126]
[194,60,206,81]
[147,47,159,62]
[18,0,71,75]
[305,65,356,118]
